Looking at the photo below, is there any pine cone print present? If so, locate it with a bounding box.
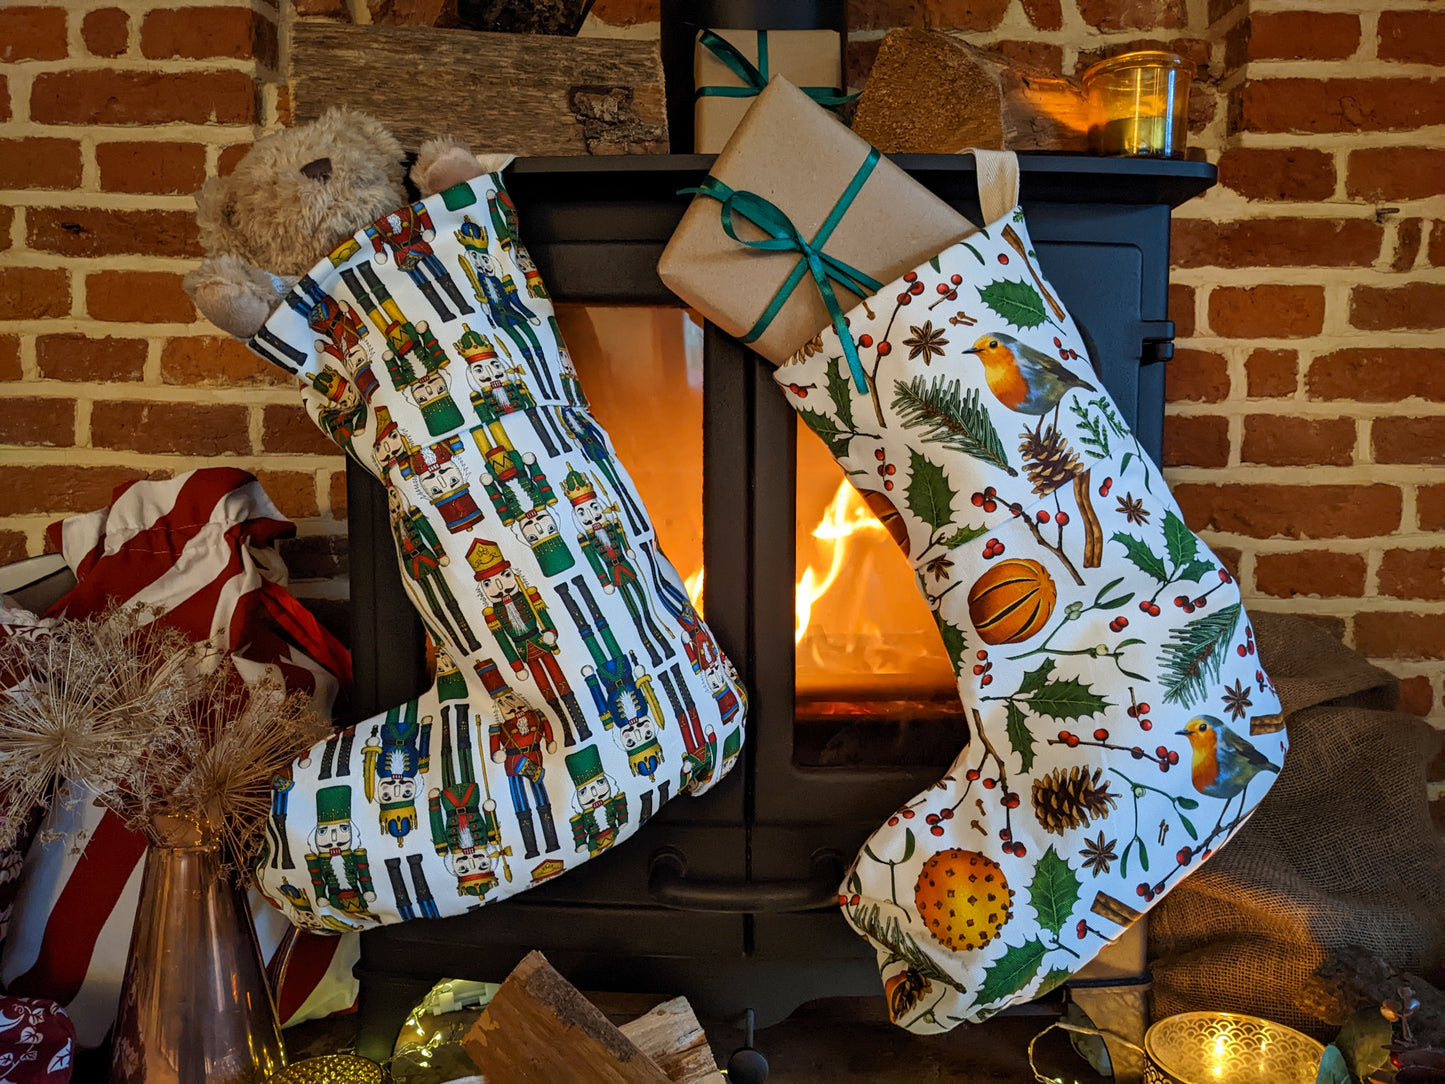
[1019,421,1082,497]
[1031,766,1118,836]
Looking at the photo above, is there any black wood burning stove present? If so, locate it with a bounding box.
[344,153,1214,1059]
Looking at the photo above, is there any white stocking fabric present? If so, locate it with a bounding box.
[774,193,1285,1032]
[245,174,747,932]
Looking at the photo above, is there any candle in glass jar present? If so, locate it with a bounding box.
[1082,51,1195,159]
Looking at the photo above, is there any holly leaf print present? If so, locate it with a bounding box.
[1110,531,1169,585]
[824,354,856,432]
[798,408,853,458]
[942,524,988,548]
[1177,559,1216,584]
[1025,677,1108,720]
[1027,846,1082,937]
[1005,701,1035,774]
[929,254,942,273]
[1016,658,1057,695]
[905,450,956,533]
[977,938,1049,1006]
[1035,968,1074,998]
[934,615,969,671]
[977,280,1049,332]
[1163,511,1198,570]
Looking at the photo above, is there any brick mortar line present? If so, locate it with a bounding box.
[4,56,263,76]
[0,384,305,405]
[1169,268,1445,284]
[1224,128,1445,149]
[1236,590,1445,611]
[0,450,343,469]
[0,120,256,142]
[1165,464,1440,482]
[1165,403,1445,419]
[1172,201,1445,220]
[1243,61,1444,78]
[1,191,203,210]
[1208,534,1445,554]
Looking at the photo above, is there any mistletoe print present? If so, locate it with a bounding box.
[777,205,1286,1033]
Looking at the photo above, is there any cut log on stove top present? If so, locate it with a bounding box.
[463,950,721,1082]
[292,21,668,156]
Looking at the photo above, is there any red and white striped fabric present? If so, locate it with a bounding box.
[0,468,359,1047]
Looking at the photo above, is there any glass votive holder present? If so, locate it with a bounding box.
[1082,50,1196,158]
[268,1054,385,1084]
[1143,1011,1326,1084]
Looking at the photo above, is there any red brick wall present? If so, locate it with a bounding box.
[0,1,345,587]
[2,0,1441,737]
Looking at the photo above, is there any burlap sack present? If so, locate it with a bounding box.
[1148,612,1445,1038]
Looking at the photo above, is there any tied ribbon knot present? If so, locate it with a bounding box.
[681,148,883,394]
[695,29,857,108]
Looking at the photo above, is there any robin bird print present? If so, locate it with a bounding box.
[963,332,1096,420]
[1179,714,1281,831]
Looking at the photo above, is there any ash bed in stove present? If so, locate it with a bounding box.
[341,152,1214,1060]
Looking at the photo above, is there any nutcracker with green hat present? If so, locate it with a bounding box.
[478,439,575,578]
[361,700,431,846]
[403,363,465,438]
[305,784,377,920]
[435,644,467,703]
[564,466,670,667]
[566,744,627,857]
[456,322,562,457]
[429,701,512,901]
[306,366,365,457]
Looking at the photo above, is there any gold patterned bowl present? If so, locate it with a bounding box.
[1144,1012,1325,1084]
[268,1054,384,1084]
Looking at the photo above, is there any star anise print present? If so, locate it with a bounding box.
[1078,831,1118,876]
[1221,678,1253,721]
[1116,492,1150,526]
[903,321,948,364]
[801,332,825,357]
[923,554,954,582]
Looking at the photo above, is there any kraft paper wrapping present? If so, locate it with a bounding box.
[659,77,970,368]
[693,28,843,154]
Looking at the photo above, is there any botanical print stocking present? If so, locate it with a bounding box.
[773,174,1286,1032]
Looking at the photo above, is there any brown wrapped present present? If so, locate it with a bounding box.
[660,77,970,385]
[693,27,846,154]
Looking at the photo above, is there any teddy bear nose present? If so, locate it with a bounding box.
[300,157,332,182]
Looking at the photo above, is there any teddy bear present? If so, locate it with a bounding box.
[183,107,510,338]
[182,108,749,935]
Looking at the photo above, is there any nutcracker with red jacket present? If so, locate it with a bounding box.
[305,785,377,925]
[564,466,670,667]
[361,700,431,846]
[305,366,366,456]
[468,538,590,748]
[478,658,560,863]
[386,482,482,652]
[184,111,747,933]
[429,700,512,902]
[401,436,485,535]
[365,198,474,321]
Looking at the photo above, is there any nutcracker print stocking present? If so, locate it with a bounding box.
[244,174,747,932]
[773,151,1285,1032]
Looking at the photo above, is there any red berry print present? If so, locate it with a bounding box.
[1054,511,1069,526]
[858,333,873,348]
[904,271,918,282]
[997,253,1009,264]
[876,341,891,356]
[950,274,962,285]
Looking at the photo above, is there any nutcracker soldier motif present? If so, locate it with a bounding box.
[547,316,588,409]
[468,538,590,746]
[361,700,431,845]
[434,644,467,703]
[478,658,561,860]
[479,440,573,577]
[371,407,409,474]
[403,365,465,438]
[384,854,439,922]
[401,438,486,535]
[386,483,482,652]
[306,367,366,457]
[339,262,451,394]
[456,323,563,456]
[364,198,474,320]
[455,227,556,400]
[265,766,295,870]
[555,406,646,535]
[563,467,670,667]
[430,702,512,902]
[566,745,627,857]
[305,785,377,923]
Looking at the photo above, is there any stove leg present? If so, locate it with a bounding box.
[727,1009,769,1084]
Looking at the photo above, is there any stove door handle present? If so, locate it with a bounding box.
[647,849,844,914]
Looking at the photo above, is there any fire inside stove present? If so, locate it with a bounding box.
[557,305,967,770]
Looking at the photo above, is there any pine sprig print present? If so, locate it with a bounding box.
[849,902,968,994]
[891,376,1017,477]
[1158,603,1242,707]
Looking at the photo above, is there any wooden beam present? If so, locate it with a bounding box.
[292,22,668,156]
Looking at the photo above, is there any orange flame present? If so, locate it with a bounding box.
[795,480,887,644]
[684,566,705,615]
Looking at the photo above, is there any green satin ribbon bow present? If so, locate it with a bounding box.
[682,147,883,394]
[695,29,857,108]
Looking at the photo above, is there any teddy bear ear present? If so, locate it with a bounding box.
[194,174,241,255]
